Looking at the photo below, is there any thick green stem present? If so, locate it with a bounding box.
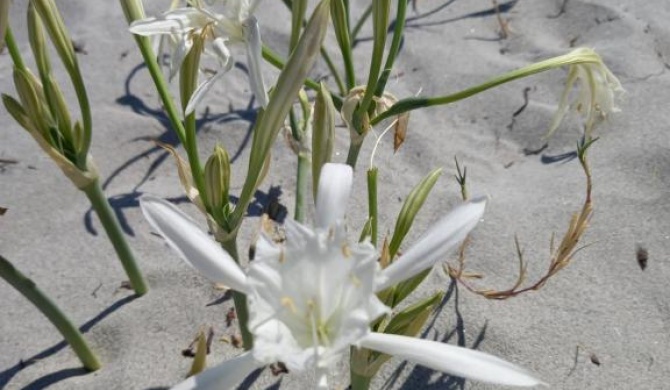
[83,179,147,296]
[294,152,310,223]
[367,168,378,247]
[350,368,373,390]
[220,238,253,350]
[0,255,101,371]
[346,139,364,169]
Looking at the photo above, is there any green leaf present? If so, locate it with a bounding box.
[384,291,443,337]
[390,268,430,307]
[389,168,442,258]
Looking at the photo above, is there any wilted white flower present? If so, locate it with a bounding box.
[129,0,267,114]
[548,47,624,137]
[141,163,543,389]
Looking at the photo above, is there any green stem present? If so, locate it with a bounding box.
[320,47,346,97]
[295,152,309,223]
[374,0,407,97]
[346,139,364,169]
[367,168,378,247]
[4,28,26,72]
[355,0,390,117]
[284,0,346,96]
[371,52,602,126]
[289,0,307,51]
[350,4,372,42]
[83,179,147,296]
[350,368,373,390]
[119,0,187,144]
[219,238,253,350]
[331,0,356,89]
[0,254,101,371]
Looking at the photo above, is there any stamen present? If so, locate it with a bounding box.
[349,273,361,287]
[308,301,320,369]
[281,296,298,314]
[341,244,351,258]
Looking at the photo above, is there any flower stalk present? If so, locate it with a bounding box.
[219,237,253,350]
[0,254,101,371]
[83,179,148,296]
[118,0,188,144]
[367,168,379,247]
[372,48,614,126]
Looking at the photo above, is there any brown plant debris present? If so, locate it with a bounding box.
[446,138,596,299]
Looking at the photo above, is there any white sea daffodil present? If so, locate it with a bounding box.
[141,163,544,389]
[548,48,624,138]
[129,0,268,114]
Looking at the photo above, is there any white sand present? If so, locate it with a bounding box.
[1,0,668,389]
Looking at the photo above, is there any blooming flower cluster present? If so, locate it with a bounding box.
[129,0,267,114]
[141,163,543,389]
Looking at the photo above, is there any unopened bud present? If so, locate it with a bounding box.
[312,82,335,197]
[204,145,231,215]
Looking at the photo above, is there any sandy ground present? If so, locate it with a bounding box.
[1,0,669,389]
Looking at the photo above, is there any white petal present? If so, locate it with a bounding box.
[376,197,486,292]
[140,196,249,293]
[129,9,206,36]
[209,37,232,68]
[315,163,353,229]
[185,71,228,115]
[243,16,268,107]
[171,351,260,390]
[358,333,545,387]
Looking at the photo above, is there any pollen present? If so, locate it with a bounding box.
[341,244,351,258]
[349,273,361,287]
[281,296,297,314]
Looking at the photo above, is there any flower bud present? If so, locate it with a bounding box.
[30,0,77,72]
[204,145,231,216]
[312,82,335,197]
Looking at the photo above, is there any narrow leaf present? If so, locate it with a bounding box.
[389,168,442,258]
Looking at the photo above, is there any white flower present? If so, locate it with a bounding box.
[141,163,544,389]
[129,0,267,114]
[548,48,624,138]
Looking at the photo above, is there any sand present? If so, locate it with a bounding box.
[1,0,668,389]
